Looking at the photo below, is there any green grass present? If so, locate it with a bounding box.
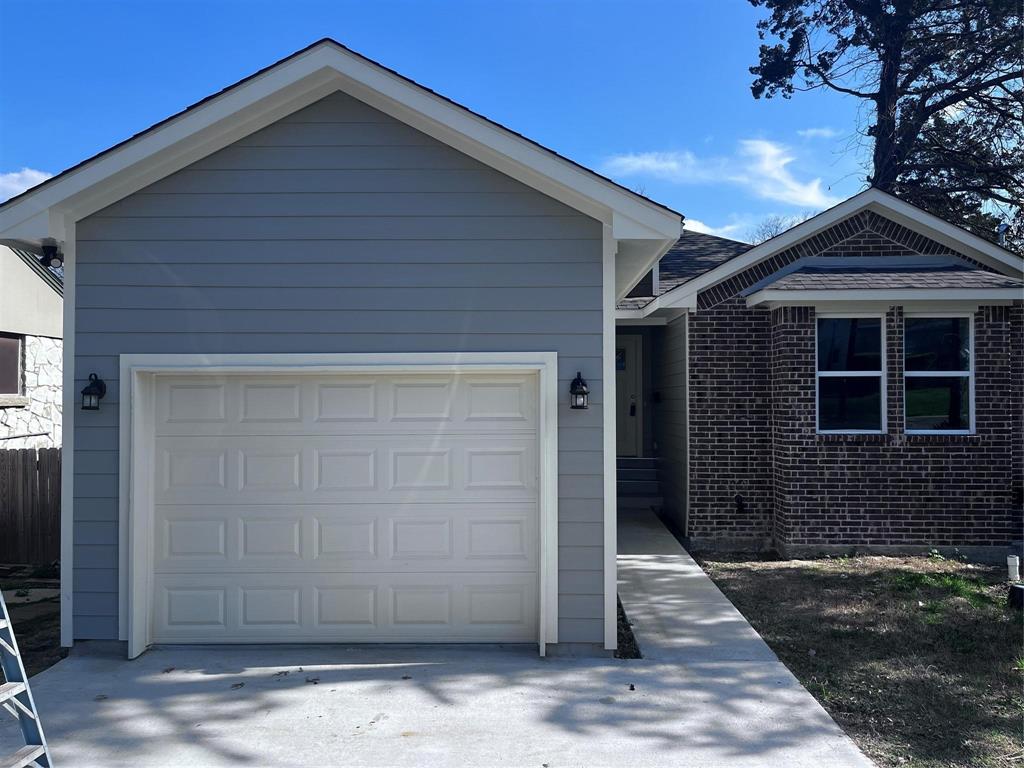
[887,570,994,608]
[697,553,1023,768]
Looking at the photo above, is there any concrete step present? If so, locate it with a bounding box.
[617,479,660,496]
[616,495,663,509]
[616,457,658,470]
[618,468,657,482]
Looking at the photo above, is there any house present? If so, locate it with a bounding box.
[0,40,1018,661]
[616,189,1023,558]
[0,244,63,450]
[0,40,680,657]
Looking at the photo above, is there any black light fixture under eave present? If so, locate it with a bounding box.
[569,371,590,410]
[40,242,63,269]
[81,373,107,411]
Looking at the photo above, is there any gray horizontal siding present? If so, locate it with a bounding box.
[100,193,575,218]
[73,90,606,645]
[75,240,602,265]
[147,168,531,194]
[78,215,598,241]
[76,261,599,286]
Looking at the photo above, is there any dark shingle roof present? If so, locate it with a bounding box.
[757,263,1023,292]
[617,231,752,310]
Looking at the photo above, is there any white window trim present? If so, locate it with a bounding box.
[815,312,888,435]
[0,332,24,398]
[118,352,560,659]
[903,312,975,435]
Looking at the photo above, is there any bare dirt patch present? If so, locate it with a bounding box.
[1,564,65,677]
[615,596,641,659]
[696,552,1023,768]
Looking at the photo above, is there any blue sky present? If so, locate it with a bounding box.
[0,0,869,241]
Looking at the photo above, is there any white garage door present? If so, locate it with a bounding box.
[150,372,539,643]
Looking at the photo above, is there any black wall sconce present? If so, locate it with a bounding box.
[40,239,64,269]
[81,373,107,411]
[569,371,590,410]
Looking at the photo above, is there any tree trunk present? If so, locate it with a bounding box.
[869,3,911,190]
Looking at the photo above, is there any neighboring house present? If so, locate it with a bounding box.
[616,188,1024,558]
[0,244,63,449]
[0,40,680,657]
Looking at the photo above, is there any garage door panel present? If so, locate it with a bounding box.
[154,504,538,572]
[152,572,538,643]
[155,374,538,436]
[155,436,537,504]
[151,371,539,644]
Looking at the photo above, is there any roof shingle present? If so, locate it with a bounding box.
[617,231,751,310]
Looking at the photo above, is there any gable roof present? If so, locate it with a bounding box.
[0,39,681,297]
[639,188,1023,314]
[617,231,751,310]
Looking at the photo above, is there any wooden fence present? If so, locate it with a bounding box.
[0,448,61,565]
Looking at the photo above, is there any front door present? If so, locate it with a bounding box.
[616,335,642,456]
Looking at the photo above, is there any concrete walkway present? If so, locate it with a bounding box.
[617,509,873,763]
[0,511,873,768]
[618,509,783,662]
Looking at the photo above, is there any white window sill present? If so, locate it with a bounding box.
[0,394,29,408]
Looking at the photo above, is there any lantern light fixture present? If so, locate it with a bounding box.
[40,239,64,270]
[569,371,589,410]
[81,373,107,411]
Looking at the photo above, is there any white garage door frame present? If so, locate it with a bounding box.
[118,352,560,658]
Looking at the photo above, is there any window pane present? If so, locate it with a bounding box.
[0,334,20,394]
[905,317,969,371]
[817,318,881,372]
[818,376,882,431]
[906,377,970,431]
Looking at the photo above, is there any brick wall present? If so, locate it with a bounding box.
[769,304,1022,549]
[687,296,773,547]
[686,211,1022,551]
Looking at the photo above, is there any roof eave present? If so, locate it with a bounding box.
[649,188,1023,312]
[746,286,1023,308]
[0,39,681,262]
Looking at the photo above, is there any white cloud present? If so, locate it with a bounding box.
[603,139,840,209]
[683,217,748,240]
[0,168,52,202]
[604,150,709,181]
[737,139,840,208]
[797,127,838,139]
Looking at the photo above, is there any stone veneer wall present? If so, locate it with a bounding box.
[686,211,1022,552]
[0,334,63,449]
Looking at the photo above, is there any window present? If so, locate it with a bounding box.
[816,317,884,432]
[904,316,973,433]
[0,334,22,395]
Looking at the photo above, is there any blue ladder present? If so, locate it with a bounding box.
[0,591,50,768]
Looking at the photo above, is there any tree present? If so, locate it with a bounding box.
[747,211,817,243]
[748,0,1024,251]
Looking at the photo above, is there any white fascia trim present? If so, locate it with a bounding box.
[629,288,698,317]
[615,316,668,326]
[0,42,680,244]
[602,226,618,650]
[58,216,75,648]
[652,188,1024,312]
[117,351,559,659]
[747,287,1023,308]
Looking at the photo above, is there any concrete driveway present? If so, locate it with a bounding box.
[1,511,872,767]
